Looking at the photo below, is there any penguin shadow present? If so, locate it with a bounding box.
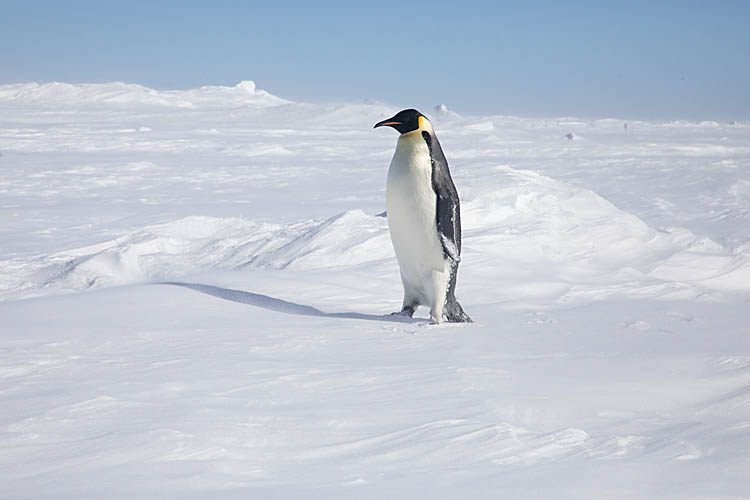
[158,281,421,324]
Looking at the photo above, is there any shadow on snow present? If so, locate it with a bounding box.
[157,281,420,324]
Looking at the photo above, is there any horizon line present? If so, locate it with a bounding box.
[1,79,746,125]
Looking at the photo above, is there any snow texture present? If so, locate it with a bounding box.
[1,81,749,499]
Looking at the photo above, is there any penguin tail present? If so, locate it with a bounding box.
[444,296,472,323]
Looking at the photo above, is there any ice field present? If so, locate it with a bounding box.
[1,81,749,499]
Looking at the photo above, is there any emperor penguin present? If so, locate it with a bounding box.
[374,109,471,324]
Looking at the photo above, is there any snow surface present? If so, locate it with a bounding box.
[1,81,749,499]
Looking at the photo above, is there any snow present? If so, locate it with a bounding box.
[1,81,749,499]
[0,80,287,108]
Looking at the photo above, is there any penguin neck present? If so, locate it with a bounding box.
[396,130,430,157]
[393,130,432,171]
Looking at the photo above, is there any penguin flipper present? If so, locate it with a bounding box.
[421,131,462,263]
[439,233,460,263]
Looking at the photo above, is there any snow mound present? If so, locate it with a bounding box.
[433,103,461,119]
[0,81,289,108]
[255,210,391,269]
[461,167,750,302]
[0,211,390,300]
[1,167,748,303]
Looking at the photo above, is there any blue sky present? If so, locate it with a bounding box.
[2,0,748,120]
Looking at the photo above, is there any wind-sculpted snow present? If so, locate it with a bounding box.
[0,211,391,300]
[1,82,749,499]
[2,169,747,303]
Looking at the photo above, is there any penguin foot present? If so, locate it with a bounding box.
[444,298,472,323]
[390,305,415,318]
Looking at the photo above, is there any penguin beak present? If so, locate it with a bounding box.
[373,118,401,129]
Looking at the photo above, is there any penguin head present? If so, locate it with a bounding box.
[374,109,430,135]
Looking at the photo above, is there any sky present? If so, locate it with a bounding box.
[2,0,749,120]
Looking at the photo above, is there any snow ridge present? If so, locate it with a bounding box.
[2,169,748,303]
[0,81,289,108]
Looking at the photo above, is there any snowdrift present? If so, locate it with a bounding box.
[2,167,747,303]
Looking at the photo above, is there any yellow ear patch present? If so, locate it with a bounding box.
[417,115,433,132]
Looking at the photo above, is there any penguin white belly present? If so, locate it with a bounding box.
[386,134,450,317]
